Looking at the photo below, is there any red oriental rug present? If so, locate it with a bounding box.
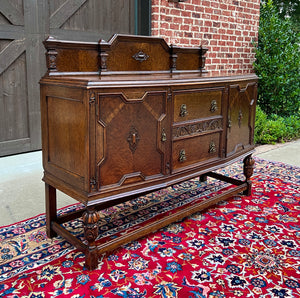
[0,157,300,298]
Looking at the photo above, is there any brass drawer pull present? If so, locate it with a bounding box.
[133,51,149,62]
[179,149,187,162]
[161,128,167,142]
[210,100,218,112]
[209,141,217,154]
[180,104,188,117]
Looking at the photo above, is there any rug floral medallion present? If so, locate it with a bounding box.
[0,157,299,298]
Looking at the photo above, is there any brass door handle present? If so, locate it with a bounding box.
[127,127,140,153]
[161,129,167,142]
[228,118,232,128]
[209,141,217,154]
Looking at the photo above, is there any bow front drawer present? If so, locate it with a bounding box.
[173,88,223,123]
[172,132,221,172]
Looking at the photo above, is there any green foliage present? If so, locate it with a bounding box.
[271,0,300,32]
[254,0,300,117]
[255,106,300,144]
[254,105,268,143]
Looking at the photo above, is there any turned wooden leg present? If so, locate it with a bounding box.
[199,174,208,182]
[243,155,255,196]
[45,183,57,238]
[82,207,100,270]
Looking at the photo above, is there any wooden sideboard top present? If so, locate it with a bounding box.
[43,34,208,76]
[40,73,258,88]
[41,34,257,88]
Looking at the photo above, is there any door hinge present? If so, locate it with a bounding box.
[89,92,95,104]
[90,178,97,191]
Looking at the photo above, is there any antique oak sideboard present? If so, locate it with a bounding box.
[40,34,257,270]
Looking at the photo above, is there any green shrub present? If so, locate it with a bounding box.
[254,0,300,117]
[254,105,268,144]
[255,106,300,144]
[272,0,300,33]
[283,115,300,139]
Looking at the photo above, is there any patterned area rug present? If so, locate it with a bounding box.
[0,157,299,298]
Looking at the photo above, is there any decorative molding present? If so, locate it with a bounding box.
[243,155,255,194]
[82,208,100,245]
[47,49,58,72]
[173,118,223,139]
[170,45,177,71]
[100,51,108,71]
[167,88,172,101]
[171,53,177,71]
[200,47,208,70]
[200,56,206,69]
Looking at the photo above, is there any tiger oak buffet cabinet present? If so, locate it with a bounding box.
[40,34,257,270]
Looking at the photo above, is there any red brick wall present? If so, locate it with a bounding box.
[151,0,260,75]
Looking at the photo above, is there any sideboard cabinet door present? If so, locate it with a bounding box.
[226,82,257,157]
[95,89,169,189]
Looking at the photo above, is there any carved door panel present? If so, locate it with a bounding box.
[95,89,169,189]
[226,82,257,157]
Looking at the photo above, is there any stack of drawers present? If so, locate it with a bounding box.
[172,87,225,172]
